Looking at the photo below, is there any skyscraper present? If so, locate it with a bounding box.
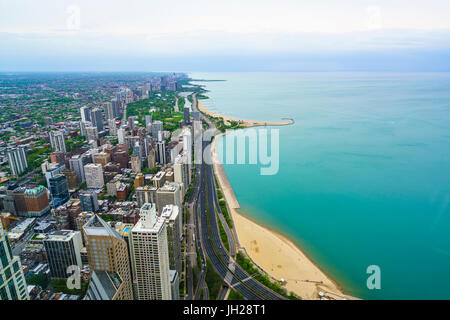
[0,224,29,300]
[63,169,79,190]
[131,203,171,300]
[128,116,137,131]
[79,191,99,213]
[91,108,104,132]
[174,152,190,198]
[145,115,152,129]
[85,126,99,142]
[183,107,190,125]
[83,215,134,300]
[135,186,157,208]
[69,155,87,183]
[156,182,181,213]
[84,163,104,189]
[130,156,141,173]
[45,163,66,188]
[111,98,121,118]
[48,174,70,208]
[104,102,115,120]
[7,147,28,176]
[147,149,156,168]
[108,118,117,136]
[49,130,67,153]
[160,205,182,275]
[44,230,83,279]
[80,106,91,122]
[80,120,93,136]
[156,140,166,165]
[151,120,163,140]
[117,127,126,145]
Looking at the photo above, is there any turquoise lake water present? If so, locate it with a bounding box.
[191,72,450,299]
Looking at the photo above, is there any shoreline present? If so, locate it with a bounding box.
[197,99,294,128]
[208,116,356,300]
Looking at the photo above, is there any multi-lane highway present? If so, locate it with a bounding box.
[189,92,285,300]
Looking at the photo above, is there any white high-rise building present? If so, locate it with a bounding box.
[117,127,126,145]
[49,130,66,153]
[108,119,117,136]
[44,230,82,279]
[85,126,98,142]
[182,128,192,168]
[174,152,190,198]
[0,224,29,300]
[159,205,182,275]
[69,154,87,183]
[7,147,28,176]
[84,163,104,189]
[131,203,171,300]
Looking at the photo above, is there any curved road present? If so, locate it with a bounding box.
[191,92,285,300]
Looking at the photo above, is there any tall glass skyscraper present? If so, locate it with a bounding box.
[0,224,29,300]
[49,174,70,208]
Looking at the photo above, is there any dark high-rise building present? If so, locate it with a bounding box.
[111,98,121,118]
[91,108,104,133]
[49,174,70,208]
[151,121,163,140]
[183,107,190,125]
[79,191,99,213]
[80,106,91,122]
[156,140,166,165]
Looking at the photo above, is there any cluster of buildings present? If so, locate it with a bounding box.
[0,74,202,300]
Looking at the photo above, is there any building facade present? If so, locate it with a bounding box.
[43,230,83,279]
[131,203,171,300]
[84,163,104,189]
[0,224,29,300]
[49,130,67,153]
[83,215,134,300]
[7,147,28,176]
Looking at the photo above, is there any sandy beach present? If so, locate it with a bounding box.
[197,100,293,127]
[210,131,355,300]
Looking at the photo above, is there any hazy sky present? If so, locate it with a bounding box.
[1,0,450,71]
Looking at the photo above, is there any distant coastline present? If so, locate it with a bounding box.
[190,79,226,82]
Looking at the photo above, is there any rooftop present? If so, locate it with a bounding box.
[83,215,123,240]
